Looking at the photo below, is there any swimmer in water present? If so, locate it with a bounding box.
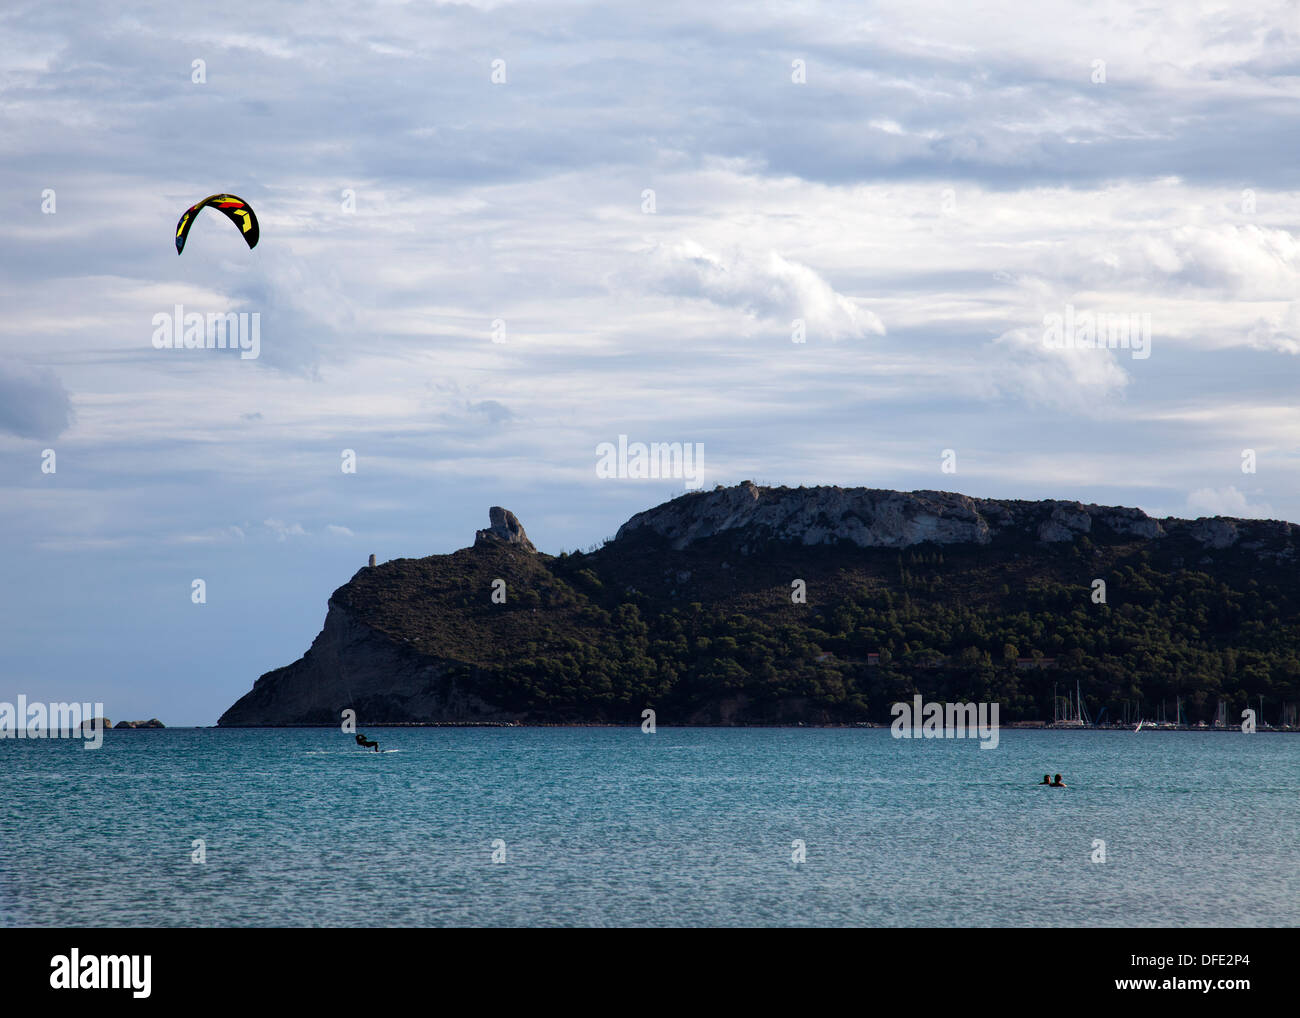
[1050,773,1066,787]
[1038,774,1051,784]
[355,733,380,753]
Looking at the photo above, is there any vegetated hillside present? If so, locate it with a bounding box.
[218,485,1300,726]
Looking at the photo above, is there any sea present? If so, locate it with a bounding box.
[2,727,1295,927]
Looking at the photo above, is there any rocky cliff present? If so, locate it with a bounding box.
[616,481,1292,557]
[218,574,510,727]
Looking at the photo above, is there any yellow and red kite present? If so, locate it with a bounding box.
[175,194,259,254]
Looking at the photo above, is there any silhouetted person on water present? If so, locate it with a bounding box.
[355,733,379,753]
[1038,774,1051,785]
[1050,773,1066,787]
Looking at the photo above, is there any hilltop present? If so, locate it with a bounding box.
[218,483,1300,727]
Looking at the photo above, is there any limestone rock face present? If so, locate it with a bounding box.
[474,507,535,552]
[616,482,1000,551]
[1096,507,1166,539]
[612,482,1287,555]
[1189,518,1239,549]
[1037,505,1093,543]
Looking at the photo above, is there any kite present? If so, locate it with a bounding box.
[175,194,259,254]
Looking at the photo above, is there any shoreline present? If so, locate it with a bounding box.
[196,722,1300,732]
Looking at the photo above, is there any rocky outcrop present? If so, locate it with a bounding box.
[1037,505,1092,543]
[613,481,1290,554]
[114,719,164,729]
[474,507,535,552]
[616,482,1000,550]
[1188,517,1238,550]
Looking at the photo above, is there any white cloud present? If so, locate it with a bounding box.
[642,239,884,340]
[980,327,1131,412]
[1247,302,1300,355]
[1185,486,1276,520]
[263,519,307,541]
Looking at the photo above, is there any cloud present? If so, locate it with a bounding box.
[263,519,307,541]
[980,327,1131,412]
[325,524,354,537]
[643,239,884,340]
[167,526,246,545]
[1083,224,1300,298]
[1247,302,1300,355]
[1185,486,1276,520]
[0,364,73,439]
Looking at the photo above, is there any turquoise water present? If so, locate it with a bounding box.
[2,728,1296,927]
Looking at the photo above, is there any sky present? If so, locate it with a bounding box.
[2,0,1298,725]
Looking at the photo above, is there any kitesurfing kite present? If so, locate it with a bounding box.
[175,194,259,254]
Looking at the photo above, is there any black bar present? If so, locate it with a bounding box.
[0,927,1286,1004]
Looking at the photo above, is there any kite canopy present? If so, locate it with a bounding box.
[175,194,259,254]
